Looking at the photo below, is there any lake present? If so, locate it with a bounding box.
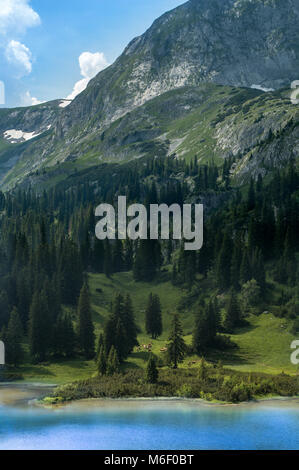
[0,385,299,450]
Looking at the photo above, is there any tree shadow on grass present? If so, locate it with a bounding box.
[20,365,55,376]
[234,323,258,335]
[124,352,150,370]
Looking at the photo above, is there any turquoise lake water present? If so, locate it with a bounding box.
[0,388,299,450]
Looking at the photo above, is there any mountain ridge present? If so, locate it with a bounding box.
[0,0,298,189]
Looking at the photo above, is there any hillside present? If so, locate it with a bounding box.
[1,84,298,189]
[0,0,298,189]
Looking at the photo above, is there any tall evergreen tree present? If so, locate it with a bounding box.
[146,354,159,384]
[77,283,95,359]
[145,293,163,339]
[167,313,186,369]
[216,231,232,290]
[97,345,107,376]
[123,294,139,352]
[107,346,120,375]
[29,290,51,362]
[224,290,242,332]
[5,307,24,367]
[53,312,76,358]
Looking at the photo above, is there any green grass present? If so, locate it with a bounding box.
[12,359,97,385]
[228,313,298,374]
[12,271,299,384]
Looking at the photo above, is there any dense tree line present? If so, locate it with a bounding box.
[0,153,298,366]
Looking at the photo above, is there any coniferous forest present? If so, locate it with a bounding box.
[0,153,298,402]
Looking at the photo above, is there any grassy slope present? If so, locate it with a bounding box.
[16,271,298,384]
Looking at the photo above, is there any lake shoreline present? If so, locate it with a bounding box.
[43,395,299,409]
[1,382,299,409]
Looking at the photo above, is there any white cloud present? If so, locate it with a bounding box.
[5,39,32,75]
[0,0,40,37]
[79,52,109,79]
[66,51,109,100]
[21,90,43,106]
[66,78,89,101]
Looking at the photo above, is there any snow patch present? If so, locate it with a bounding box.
[4,128,43,143]
[59,100,72,108]
[251,84,274,93]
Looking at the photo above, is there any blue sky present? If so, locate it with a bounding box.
[0,0,184,108]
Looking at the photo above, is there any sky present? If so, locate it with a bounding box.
[0,0,185,108]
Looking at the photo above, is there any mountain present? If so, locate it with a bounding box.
[0,0,299,189]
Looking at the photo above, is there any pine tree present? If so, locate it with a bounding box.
[216,231,232,290]
[145,293,163,339]
[167,313,186,369]
[53,312,76,358]
[107,346,120,375]
[171,262,178,285]
[198,358,208,381]
[193,310,209,354]
[146,354,159,384]
[133,240,159,282]
[240,249,252,285]
[6,307,24,367]
[96,333,105,358]
[29,290,51,363]
[114,318,128,362]
[77,283,95,359]
[97,346,107,376]
[224,290,242,332]
[0,290,10,331]
[123,294,139,352]
[230,242,242,291]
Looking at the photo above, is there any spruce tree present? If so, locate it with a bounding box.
[216,231,232,290]
[193,310,209,354]
[107,346,120,375]
[0,290,10,331]
[146,354,159,384]
[96,333,105,358]
[224,290,242,332]
[77,283,95,359]
[167,313,186,369]
[97,346,107,376]
[53,312,75,358]
[133,240,159,282]
[29,290,50,363]
[145,293,163,339]
[6,307,24,367]
[123,294,139,352]
[240,249,252,285]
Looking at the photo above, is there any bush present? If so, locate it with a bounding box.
[176,384,193,398]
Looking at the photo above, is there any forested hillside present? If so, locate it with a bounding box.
[0,154,298,396]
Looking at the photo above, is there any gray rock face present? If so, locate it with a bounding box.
[61,0,299,132]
